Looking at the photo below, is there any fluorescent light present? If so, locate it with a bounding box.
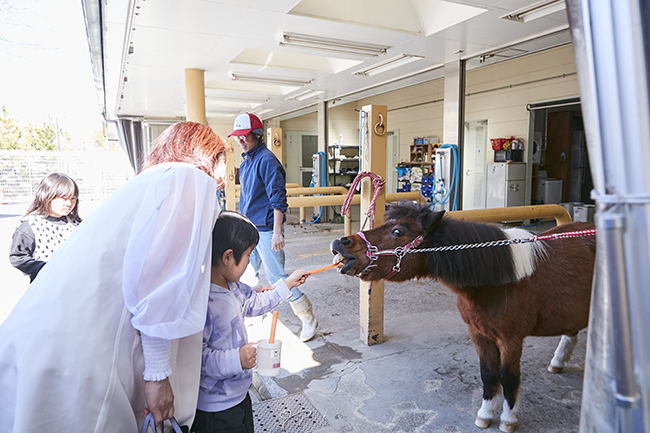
[353,54,425,77]
[204,93,269,104]
[252,108,274,116]
[231,73,311,87]
[501,0,566,23]
[205,107,241,115]
[286,89,325,101]
[280,32,388,57]
[205,112,238,119]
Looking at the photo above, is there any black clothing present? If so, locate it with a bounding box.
[192,393,254,433]
[9,215,75,282]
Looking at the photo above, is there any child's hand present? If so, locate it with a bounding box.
[253,285,275,293]
[285,270,309,289]
[239,342,257,370]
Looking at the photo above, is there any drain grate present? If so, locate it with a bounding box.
[252,392,329,433]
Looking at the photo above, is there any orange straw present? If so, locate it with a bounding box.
[308,260,342,275]
[268,311,279,344]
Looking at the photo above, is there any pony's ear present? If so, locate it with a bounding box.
[422,210,445,231]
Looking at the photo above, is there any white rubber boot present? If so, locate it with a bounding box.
[290,295,318,342]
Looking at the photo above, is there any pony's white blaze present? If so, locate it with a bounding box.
[503,228,547,281]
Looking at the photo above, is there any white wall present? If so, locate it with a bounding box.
[275,44,580,190]
[465,44,579,162]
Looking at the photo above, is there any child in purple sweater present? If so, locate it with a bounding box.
[192,211,309,433]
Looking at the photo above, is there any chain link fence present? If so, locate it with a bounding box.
[0,150,135,204]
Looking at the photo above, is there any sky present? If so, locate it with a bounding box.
[0,0,104,143]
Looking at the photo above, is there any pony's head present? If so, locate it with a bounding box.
[330,201,444,282]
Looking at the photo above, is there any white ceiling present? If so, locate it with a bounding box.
[86,0,570,123]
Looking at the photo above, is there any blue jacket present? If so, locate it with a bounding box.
[239,143,288,231]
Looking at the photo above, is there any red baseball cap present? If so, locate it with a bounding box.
[228,113,263,137]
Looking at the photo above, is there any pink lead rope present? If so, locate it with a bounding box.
[342,171,384,230]
[533,228,597,241]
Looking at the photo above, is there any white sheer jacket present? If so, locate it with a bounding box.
[0,163,219,433]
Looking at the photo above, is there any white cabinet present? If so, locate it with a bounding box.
[486,162,526,208]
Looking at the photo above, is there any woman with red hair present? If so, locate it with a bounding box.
[0,121,229,432]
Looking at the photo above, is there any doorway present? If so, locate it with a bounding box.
[284,130,318,187]
[527,99,593,206]
[462,119,488,210]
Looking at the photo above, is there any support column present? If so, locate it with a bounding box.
[443,59,465,145]
[359,104,387,345]
[442,59,466,209]
[266,128,284,165]
[184,68,207,125]
[224,142,236,211]
[318,101,329,221]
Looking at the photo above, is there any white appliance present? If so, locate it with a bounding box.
[538,178,563,204]
[486,162,526,208]
[573,204,595,222]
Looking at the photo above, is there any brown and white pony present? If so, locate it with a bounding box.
[330,201,595,432]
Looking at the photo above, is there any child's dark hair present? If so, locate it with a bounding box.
[25,173,82,223]
[212,211,259,265]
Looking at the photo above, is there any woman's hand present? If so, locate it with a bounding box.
[144,377,174,426]
[240,342,257,369]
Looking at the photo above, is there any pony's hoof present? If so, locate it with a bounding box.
[499,421,517,432]
[475,417,491,429]
[547,364,563,374]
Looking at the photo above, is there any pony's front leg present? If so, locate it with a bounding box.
[469,328,502,429]
[498,339,523,433]
[548,333,578,373]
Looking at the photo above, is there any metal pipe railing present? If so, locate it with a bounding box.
[446,204,571,225]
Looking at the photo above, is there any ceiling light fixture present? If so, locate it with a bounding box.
[204,94,269,104]
[231,73,312,87]
[501,0,566,23]
[353,54,425,77]
[280,32,388,57]
[252,108,274,116]
[286,89,325,101]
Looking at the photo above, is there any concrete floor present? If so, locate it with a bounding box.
[0,203,585,432]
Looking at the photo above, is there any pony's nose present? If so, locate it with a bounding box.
[339,237,354,247]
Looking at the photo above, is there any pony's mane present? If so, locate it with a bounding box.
[386,202,545,288]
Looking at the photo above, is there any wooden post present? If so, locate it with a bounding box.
[359,104,387,345]
[267,128,284,165]
[184,69,207,125]
[224,140,236,211]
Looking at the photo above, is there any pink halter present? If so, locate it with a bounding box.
[356,231,424,280]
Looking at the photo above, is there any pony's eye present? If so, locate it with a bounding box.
[391,229,403,237]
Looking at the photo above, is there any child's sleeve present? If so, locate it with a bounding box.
[244,279,292,317]
[9,222,46,282]
[200,334,243,379]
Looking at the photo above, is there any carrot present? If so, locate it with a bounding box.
[308,260,342,275]
[268,311,279,344]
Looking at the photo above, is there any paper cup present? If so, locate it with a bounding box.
[256,339,282,376]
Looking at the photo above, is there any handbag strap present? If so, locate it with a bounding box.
[140,412,184,433]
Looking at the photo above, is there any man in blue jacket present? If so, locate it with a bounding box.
[229,113,318,341]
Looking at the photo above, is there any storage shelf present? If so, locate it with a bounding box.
[328,144,359,149]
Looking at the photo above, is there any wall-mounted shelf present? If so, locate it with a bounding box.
[410,143,432,163]
[328,144,359,149]
[396,163,434,201]
[328,144,359,186]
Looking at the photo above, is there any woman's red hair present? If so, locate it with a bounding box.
[140,122,228,188]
